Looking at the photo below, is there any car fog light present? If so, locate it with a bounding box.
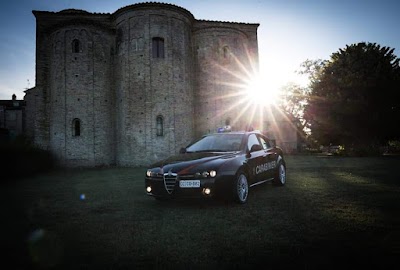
[203,188,211,195]
[146,186,152,193]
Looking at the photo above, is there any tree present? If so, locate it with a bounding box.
[277,60,326,148]
[298,59,327,85]
[279,83,309,130]
[277,83,310,151]
[303,42,400,148]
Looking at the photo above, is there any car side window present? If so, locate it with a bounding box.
[258,136,271,150]
[247,134,261,151]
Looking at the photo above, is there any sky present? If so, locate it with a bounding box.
[0,0,399,100]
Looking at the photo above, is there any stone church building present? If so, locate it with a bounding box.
[25,2,296,167]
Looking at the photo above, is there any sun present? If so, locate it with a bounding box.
[245,74,282,106]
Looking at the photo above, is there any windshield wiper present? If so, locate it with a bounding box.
[193,149,229,152]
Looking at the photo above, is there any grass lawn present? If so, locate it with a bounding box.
[2,155,400,269]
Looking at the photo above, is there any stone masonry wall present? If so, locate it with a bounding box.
[48,25,114,166]
[29,3,259,167]
[114,5,194,166]
[193,22,259,136]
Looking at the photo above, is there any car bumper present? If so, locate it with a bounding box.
[145,175,232,199]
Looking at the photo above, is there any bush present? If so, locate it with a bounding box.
[344,144,381,157]
[0,136,56,182]
[387,140,400,154]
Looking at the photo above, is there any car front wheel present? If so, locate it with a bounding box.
[273,161,286,186]
[233,172,249,204]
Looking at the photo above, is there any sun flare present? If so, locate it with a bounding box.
[245,74,282,106]
[211,46,292,131]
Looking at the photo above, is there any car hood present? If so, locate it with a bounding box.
[149,152,239,174]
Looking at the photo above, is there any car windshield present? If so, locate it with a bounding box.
[186,134,244,152]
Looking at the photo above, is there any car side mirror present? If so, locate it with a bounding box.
[179,147,187,154]
[250,144,263,152]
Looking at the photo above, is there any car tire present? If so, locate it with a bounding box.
[273,161,286,186]
[233,172,249,204]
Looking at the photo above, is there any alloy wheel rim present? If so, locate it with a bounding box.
[279,164,286,184]
[237,175,248,202]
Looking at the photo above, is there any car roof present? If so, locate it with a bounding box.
[208,130,262,136]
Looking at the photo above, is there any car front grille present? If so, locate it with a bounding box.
[163,172,178,194]
[178,174,196,180]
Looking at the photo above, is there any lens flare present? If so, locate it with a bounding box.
[28,229,63,268]
[245,74,282,106]
[207,44,288,132]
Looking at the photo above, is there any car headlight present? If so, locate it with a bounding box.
[146,170,152,177]
[196,170,217,178]
[202,171,209,177]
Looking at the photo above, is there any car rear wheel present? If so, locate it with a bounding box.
[233,172,249,204]
[273,161,286,186]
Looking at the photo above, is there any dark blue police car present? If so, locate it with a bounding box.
[145,128,286,203]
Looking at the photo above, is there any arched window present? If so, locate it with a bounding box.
[223,46,230,59]
[72,39,81,53]
[72,118,81,136]
[152,37,165,58]
[156,115,164,136]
